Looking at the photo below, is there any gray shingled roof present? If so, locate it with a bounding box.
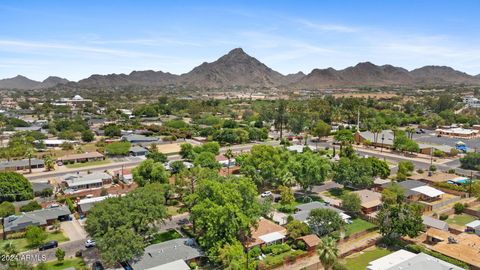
[128,238,203,270]
[63,172,111,188]
[382,180,426,197]
[4,206,71,232]
[122,134,159,143]
[0,158,44,170]
[422,216,449,231]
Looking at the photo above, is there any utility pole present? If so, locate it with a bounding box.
[356,110,360,132]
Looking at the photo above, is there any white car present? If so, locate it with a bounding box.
[261,191,272,198]
[85,239,96,248]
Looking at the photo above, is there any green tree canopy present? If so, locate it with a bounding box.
[188,176,262,259]
[0,172,33,202]
[132,159,169,186]
[307,208,344,237]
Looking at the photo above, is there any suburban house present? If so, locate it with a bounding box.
[465,220,480,235]
[380,180,451,212]
[367,249,463,270]
[129,146,149,156]
[422,216,449,231]
[426,228,480,269]
[122,134,159,144]
[0,158,44,171]
[215,154,236,167]
[58,152,105,165]
[3,206,71,235]
[63,172,112,191]
[39,139,75,148]
[245,218,287,248]
[77,195,111,216]
[293,202,351,224]
[353,189,382,215]
[127,238,204,270]
[31,182,54,197]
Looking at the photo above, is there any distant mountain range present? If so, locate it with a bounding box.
[1,48,480,90]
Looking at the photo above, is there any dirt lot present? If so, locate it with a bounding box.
[155,143,182,154]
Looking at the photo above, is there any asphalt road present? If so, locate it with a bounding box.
[25,141,280,183]
[20,239,99,266]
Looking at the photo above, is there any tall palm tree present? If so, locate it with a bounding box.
[317,236,339,270]
[25,147,35,174]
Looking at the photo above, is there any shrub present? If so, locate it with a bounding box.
[261,243,291,255]
[75,250,83,257]
[454,203,465,214]
[188,261,198,269]
[448,169,456,174]
[333,262,348,270]
[439,214,449,220]
[429,165,437,172]
[20,200,42,212]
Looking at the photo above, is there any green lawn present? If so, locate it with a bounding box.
[344,218,377,237]
[446,214,477,226]
[36,258,86,270]
[65,159,111,168]
[150,230,182,244]
[0,231,69,252]
[344,247,393,270]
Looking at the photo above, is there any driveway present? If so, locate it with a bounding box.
[61,219,88,242]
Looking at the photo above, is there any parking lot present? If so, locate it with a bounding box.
[412,130,480,150]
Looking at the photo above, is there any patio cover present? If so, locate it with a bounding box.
[258,232,285,244]
[411,186,444,197]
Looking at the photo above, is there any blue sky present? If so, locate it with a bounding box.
[1,0,480,80]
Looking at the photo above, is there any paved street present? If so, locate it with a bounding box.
[20,239,99,266]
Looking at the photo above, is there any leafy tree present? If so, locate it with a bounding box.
[188,177,262,258]
[368,157,390,179]
[98,226,144,266]
[219,241,249,270]
[194,151,221,170]
[279,185,295,205]
[133,159,169,186]
[274,99,288,140]
[286,220,311,238]
[381,183,406,205]
[307,208,344,236]
[333,158,376,188]
[311,120,331,142]
[25,226,47,247]
[170,160,186,174]
[55,248,65,262]
[377,203,423,243]
[460,153,480,171]
[146,152,167,163]
[224,148,235,175]
[19,201,41,212]
[194,142,220,155]
[180,143,195,160]
[65,197,75,213]
[317,237,339,270]
[0,172,33,202]
[81,129,95,142]
[104,124,121,137]
[86,184,167,264]
[236,145,288,187]
[288,151,331,194]
[105,141,131,155]
[341,193,361,217]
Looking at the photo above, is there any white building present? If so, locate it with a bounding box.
[463,96,480,108]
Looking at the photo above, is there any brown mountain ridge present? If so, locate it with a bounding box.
[1,48,479,90]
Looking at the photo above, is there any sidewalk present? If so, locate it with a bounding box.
[353,145,455,165]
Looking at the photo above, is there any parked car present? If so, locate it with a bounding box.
[39,241,58,251]
[85,239,96,248]
[261,191,272,198]
[92,261,105,270]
